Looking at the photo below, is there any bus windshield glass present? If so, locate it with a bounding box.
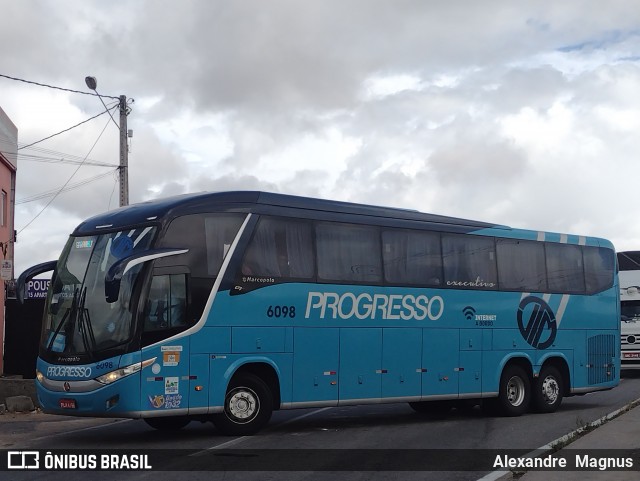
[41,227,156,356]
[621,301,640,323]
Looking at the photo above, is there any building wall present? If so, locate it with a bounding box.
[0,106,18,375]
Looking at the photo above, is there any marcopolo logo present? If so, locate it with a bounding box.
[517,296,557,350]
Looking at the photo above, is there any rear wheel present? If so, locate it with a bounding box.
[143,416,191,431]
[212,373,273,436]
[496,365,530,416]
[532,365,563,413]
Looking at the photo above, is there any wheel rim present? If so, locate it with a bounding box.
[506,376,526,406]
[540,375,559,405]
[226,387,260,424]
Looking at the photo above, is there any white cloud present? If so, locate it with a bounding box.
[2,0,640,276]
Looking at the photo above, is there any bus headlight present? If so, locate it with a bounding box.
[95,358,156,385]
[36,371,45,383]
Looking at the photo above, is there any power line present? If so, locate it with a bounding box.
[0,72,119,100]
[17,114,113,235]
[16,169,119,204]
[0,139,112,166]
[16,154,116,168]
[18,103,118,151]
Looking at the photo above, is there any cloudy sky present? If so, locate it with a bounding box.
[1,0,640,276]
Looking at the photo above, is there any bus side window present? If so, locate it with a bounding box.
[546,243,585,293]
[241,217,314,279]
[382,229,442,286]
[442,234,497,289]
[316,222,382,283]
[496,239,547,292]
[144,274,187,331]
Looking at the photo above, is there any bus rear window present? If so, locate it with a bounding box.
[584,246,615,294]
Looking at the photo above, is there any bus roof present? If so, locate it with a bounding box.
[73,191,501,235]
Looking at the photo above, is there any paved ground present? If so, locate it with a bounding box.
[2,399,640,479]
[492,401,640,480]
[0,410,125,448]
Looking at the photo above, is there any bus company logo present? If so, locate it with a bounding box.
[305,291,444,321]
[46,366,92,378]
[463,306,476,320]
[517,296,557,350]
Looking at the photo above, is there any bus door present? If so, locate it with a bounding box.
[139,271,192,413]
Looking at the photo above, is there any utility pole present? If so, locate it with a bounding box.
[118,95,129,206]
[85,76,130,207]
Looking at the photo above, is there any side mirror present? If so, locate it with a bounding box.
[16,261,57,304]
[105,248,188,303]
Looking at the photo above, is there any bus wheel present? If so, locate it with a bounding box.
[144,416,191,431]
[212,373,273,436]
[532,365,563,413]
[497,365,530,416]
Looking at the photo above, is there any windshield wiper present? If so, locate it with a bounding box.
[46,287,79,352]
[76,287,96,360]
[45,286,96,359]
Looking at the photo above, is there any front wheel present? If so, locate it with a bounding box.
[212,373,274,436]
[496,365,531,416]
[532,365,563,413]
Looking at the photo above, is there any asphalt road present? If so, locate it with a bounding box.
[2,371,640,481]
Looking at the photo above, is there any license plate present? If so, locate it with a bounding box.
[59,399,76,409]
[622,352,640,359]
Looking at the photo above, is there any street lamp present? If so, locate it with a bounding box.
[85,76,130,207]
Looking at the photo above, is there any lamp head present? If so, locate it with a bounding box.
[85,76,97,90]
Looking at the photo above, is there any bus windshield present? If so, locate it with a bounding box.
[41,227,156,356]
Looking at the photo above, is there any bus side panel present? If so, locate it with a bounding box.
[422,328,459,398]
[381,328,422,399]
[459,329,482,396]
[292,328,339,404]
[338,328,382,403]
[189,353,209,413]
[140,339,190,415]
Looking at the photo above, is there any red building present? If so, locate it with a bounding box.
[0,106,18,375]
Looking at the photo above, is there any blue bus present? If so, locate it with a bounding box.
[23,191,619,435]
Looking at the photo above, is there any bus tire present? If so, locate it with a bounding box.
[143,416,191,431]
[532,365,563,413]
[212,373,273,436]
[496,365,530,416]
